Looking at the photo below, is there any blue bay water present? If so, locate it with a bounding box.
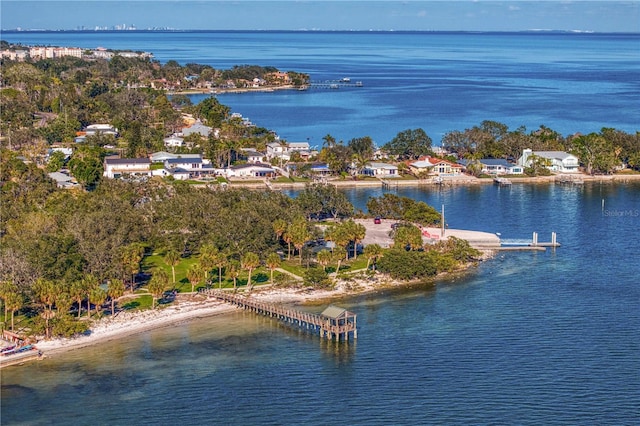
[2,182,639,425]
[1,31,639,424]
[2,31,639,145]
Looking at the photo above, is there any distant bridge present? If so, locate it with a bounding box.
[305,80,364,89]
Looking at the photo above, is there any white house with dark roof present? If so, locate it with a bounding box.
[239,148,265,164]
[458,159,524,175]
[163,135,184,148]
[227,163,276,178]
[518,149,579,173]
[163,157,215,178]
[103,158,151,179]
[362,162,399,177]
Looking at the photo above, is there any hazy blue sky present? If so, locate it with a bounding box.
[2,1,639,32]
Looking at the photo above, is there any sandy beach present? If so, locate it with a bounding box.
[30,280,356,357]
[31,270,439,359]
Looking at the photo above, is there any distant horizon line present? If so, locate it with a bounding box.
[3,28,639,35]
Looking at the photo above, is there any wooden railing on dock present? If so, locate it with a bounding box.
[200,289,357,341]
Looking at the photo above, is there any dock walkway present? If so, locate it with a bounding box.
[200,289,357,341]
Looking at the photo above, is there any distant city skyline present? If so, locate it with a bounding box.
[1,1,639,33]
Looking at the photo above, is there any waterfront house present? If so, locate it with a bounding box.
[150,151,203,163]
[458,159,524,175]
[310,162,332,177]
[164,157,215,178]
[362,162,399,177]
[103,158,151,179]
[409,156,462,176]
[518,149,580,173]
[152,167,191,180]
[228,163,276,178]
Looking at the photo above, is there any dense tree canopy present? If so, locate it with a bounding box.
[383,128,432,160]
[366,193,441,226]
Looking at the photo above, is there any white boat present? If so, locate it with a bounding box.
[341,77,351,82]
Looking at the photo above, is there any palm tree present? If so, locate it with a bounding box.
[288,218,311,265]
[265,253,282,284]
[282,230,293,260]
[186,263,202,293]
[241,252,260,291]
[164,249,181,286]
[199,243,218,286]
[55,291,73,318]
[273,219,287,243]
[70,280,86,319]
[363,244,383,270]
[332,247,347,275]
[344,220,366,259]
[32,278,57,338]
[121,243,144,291]
[326,223,351,260]
[0,280,18,323]
[323,134,336,149]
[228,260,240,290]
[316,249,332,272]
[107,279,126,315]
[212,250,228,289]
[148,268,169,309]
[89,287,107,317]
[81,273,99,318]
[5,291,23,331]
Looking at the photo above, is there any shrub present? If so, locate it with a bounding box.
[377,249,437,280]
[303,267,333,289]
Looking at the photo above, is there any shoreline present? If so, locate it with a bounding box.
[167,84,300,96]
[226,173,640,190]
[27,263,487,361]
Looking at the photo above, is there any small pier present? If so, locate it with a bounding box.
[200,289,357,341]
[498,232,561,251]
[530,231,561,247]
[494,177,512,186]
[381,179,398,190]
[556,175,584,185]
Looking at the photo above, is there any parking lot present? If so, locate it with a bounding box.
[355,218,501,249]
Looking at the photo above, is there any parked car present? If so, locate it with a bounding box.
[374,216,382,224]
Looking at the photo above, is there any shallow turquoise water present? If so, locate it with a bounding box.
[2,182,639,425]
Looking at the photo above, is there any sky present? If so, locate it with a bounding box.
[1,1,639,33]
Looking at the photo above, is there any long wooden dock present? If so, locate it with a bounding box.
[200,289,357,341]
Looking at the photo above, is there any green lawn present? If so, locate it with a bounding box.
[142,253,280,292]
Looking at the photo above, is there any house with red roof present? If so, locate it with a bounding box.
[408,156,463,176]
